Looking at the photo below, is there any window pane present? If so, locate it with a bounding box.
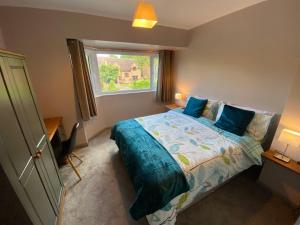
[96,53,156,93]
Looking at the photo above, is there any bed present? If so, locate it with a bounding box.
[111,105,276,225]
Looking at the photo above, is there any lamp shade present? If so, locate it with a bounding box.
[278,129,300,147]
[132,2,157,28]
[175,93,182,100]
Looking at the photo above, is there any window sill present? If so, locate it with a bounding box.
[94,89,156,98]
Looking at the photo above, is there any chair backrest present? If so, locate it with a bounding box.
[64,122,80,155]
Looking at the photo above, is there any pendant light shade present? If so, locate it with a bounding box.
[132,1,157,28]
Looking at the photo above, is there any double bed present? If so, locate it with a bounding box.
[111,102,277,225]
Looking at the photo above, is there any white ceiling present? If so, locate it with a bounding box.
[0,0,266,29]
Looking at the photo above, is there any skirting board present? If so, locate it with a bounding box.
[75,127,111,149]
[87,127,112,142]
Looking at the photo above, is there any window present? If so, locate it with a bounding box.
[85,49,159,96]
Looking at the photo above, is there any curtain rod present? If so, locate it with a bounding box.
[84,45,160,54]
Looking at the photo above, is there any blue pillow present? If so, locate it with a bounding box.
[215,105,255,136]
[183,97,208,118]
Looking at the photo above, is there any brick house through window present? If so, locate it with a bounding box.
[97,56,149,84]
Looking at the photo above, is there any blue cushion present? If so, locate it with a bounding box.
[215,105,255,136]
[183,97,208,118]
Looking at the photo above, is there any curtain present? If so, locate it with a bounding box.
[67,39,97,121]
[156,50,174,103]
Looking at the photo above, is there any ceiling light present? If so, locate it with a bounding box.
[132,1,157,29]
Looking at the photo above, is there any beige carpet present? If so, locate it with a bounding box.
[60,129,297,225]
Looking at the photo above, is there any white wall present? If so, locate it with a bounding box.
[272,66,300,161]
[174,0,300,113]
[2,1,300,160]
[84,91,164,139]
[174,0,300,160]
[0,7,188,145]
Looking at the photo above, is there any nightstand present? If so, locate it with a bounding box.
[259,150,300,207]
[165,103,181,111]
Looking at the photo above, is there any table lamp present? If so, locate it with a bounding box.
[175,93,182,101]
[275,128,300,163]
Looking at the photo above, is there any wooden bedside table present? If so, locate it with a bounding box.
[165,103,181,111]
[259,150,300,207]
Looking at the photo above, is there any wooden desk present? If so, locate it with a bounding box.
[44,117,62,141]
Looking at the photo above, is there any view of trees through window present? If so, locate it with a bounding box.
[96,53,159,93]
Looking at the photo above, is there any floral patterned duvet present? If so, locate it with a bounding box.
[135,109,263,225]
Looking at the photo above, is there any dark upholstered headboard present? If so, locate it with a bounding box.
[261,114,281,151]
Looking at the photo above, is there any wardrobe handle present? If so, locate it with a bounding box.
[33,149,43,159]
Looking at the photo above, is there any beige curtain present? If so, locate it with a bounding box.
[67,39,97,121]
[156,50,174,103]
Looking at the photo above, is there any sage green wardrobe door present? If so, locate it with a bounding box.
[0,56,63,213]
[0,64,56,225]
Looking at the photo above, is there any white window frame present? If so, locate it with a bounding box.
[85,48,159,97]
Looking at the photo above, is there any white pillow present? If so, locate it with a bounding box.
[187,96,221,120]
[215,102,225,121]
[203,99,221,121]
[216,103,274,141]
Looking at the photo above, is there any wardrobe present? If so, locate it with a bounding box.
[0,50,64,225]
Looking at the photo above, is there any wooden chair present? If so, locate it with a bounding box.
[61,122,83,181]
